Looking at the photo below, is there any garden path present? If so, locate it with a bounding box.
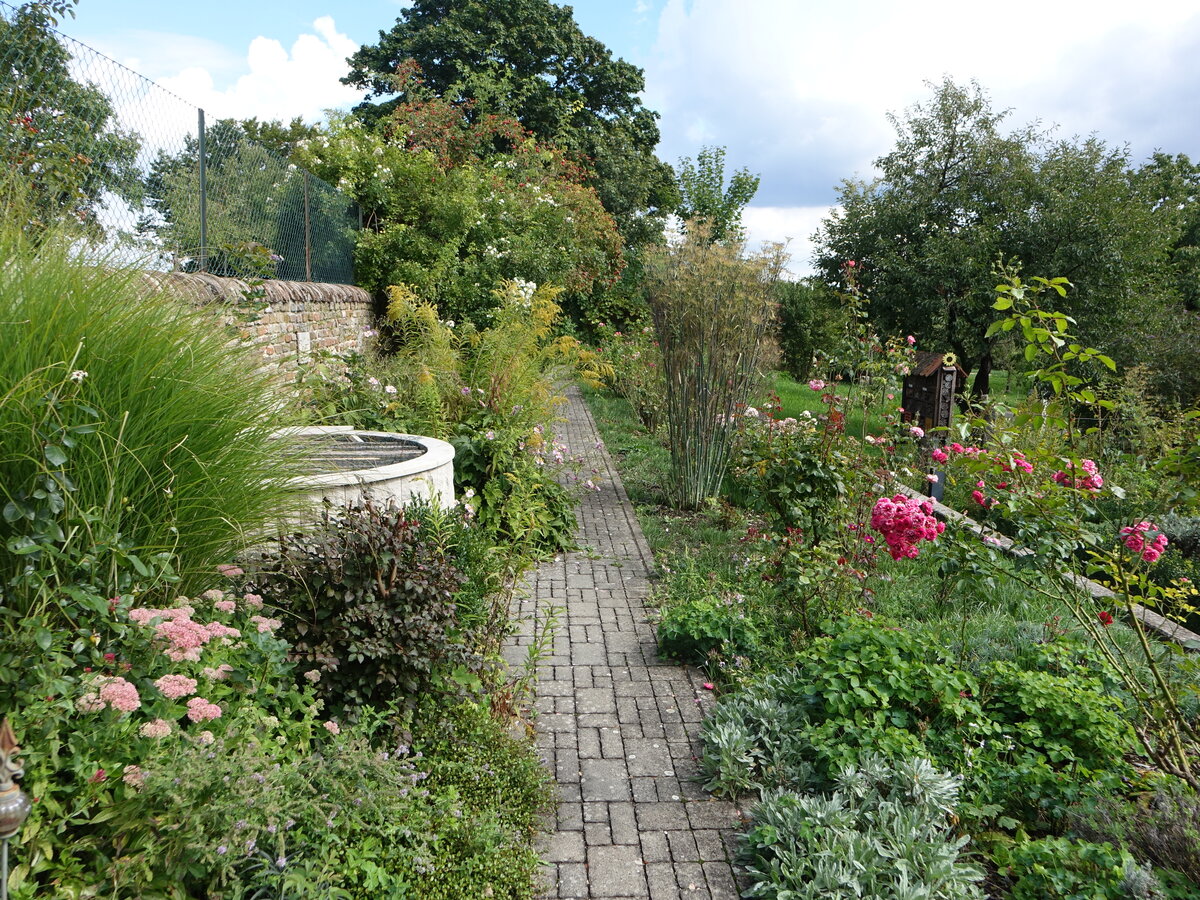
[506,385,746,900]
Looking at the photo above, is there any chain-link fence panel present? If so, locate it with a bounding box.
[0,2,358,283]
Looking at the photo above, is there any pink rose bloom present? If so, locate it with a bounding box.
[910,426,925,438]
[906,335,916,345]
[808,379,826,391]
[155,674,198,700]
[98,676,141,713]
[931,448,949,464]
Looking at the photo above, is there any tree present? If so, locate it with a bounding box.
[0,0,141,236]
[814,78,1177,398]
[142,118,355,281]
[675,145,760,244]
[343,0,676,248]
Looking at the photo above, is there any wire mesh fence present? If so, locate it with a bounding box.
[0,2,358,283]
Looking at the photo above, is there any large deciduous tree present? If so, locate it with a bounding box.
[343,0,676,248]
[814,78,1178,398]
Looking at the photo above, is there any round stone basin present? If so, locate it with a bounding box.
[281,426,455,510]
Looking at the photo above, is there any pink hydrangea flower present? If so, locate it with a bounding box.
[155,674,198,700]
[76,692,105,713]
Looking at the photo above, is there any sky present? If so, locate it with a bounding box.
[60,0,1200,271]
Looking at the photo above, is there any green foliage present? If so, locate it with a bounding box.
[592,320,665,432]
[740,755,984,900]
[656,590,760,665]
[0,2,142,237]
[252,496,474,712]
[0,224,304,608]
[675,145,760,244]
[298,106,623,325]
[775,278,846,381]
[644,226,786,508]
[343,0,676,249]
[727,410,847,541]
[1001,836,1149,900]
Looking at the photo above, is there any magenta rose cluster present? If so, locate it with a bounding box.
[1120,521,1169,563]
[870,494,945,560]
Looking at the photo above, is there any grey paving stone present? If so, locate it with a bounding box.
[587,844,647,896]
[581,759,632,801]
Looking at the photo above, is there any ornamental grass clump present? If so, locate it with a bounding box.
[0,220,305,613]
[643,224,785,508]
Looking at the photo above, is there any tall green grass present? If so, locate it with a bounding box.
[0,224,305,609]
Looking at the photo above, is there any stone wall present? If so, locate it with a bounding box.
[141,272,376,377]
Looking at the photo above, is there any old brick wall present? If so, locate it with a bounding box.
[141,272,376,377]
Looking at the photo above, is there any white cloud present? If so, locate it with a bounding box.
[154,16,361,124]
[741,205,833,277]
[645,0,1200,208]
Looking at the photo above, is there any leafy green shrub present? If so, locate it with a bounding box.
[740,754,984,900]
[1002,836,1152,900]
[700,618,980,796]
[656,591,760,664]
[252,496,474,711]
[0,225,303,604]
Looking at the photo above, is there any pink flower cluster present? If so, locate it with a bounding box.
[249,615,282,634]
[186,697,223,722]
[1121,521,1169,563]
[1052,459,1103,492]
[203,663,234,681]
[870,494,946,560]
[155,673,198,700]
[140,718,173,739]
[129,605,241,662]
[79,676,142,713]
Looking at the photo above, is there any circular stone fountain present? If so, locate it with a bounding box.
[281,426,456,510]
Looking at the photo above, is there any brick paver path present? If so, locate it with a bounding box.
[506,386,746,900]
